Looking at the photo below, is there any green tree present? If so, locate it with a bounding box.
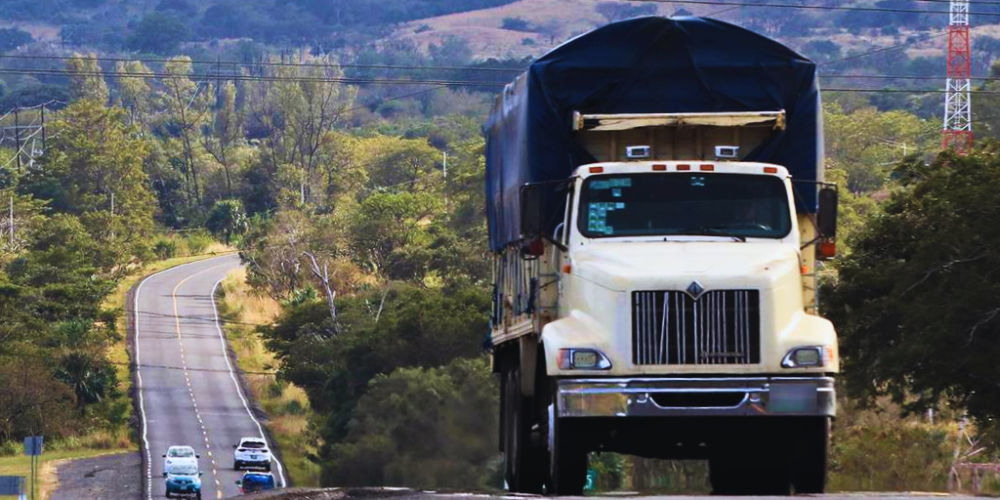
[66,53,108,104]
[115,60,152,127]
[324,357,498,489]
[23,100,156,275]
[206,199,248,244]
[160,56,213,208]
[201,81,243,198]
[126,12,190,54]
[825,143,1000,421]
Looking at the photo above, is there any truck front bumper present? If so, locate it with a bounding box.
[557,376,835,418]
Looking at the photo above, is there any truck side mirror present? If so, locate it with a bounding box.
[520,183,544,239]
[817,187,837,239]
[163,472,168,478]
[817,187,838,260]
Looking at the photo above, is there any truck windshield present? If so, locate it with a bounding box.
[578,173,791,239]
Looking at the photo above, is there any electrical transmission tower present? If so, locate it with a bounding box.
[943,0,973,154]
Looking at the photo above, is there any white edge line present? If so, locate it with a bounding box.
[210,275,288,488]
[134,256,237,500]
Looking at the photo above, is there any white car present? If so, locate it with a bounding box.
[163,446,199,471]
[233,437,271,471]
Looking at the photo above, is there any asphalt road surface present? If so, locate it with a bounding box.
[135,254,286,500]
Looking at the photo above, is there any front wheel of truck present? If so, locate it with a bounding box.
[502,366,545,493]
[790,417,829,494]
[545,399,587,495]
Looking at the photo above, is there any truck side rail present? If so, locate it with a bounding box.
[492,248,540,342]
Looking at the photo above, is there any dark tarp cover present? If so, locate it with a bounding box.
[484,16,823,252]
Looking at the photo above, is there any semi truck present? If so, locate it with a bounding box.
[485,16,839,496]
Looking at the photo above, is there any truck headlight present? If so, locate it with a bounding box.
[558,349,612,370]
[781,346,832,368]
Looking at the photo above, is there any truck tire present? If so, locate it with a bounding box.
[546,401,587,495]
[503,367,545,493]
[790,417,829,494]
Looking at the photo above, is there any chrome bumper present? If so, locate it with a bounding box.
[557,376,835,418]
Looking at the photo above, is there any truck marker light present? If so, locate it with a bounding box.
[818,241,837,259]
[801,265,808,274]
[677,164,691,171]
[561,264,572,274]
[764,166,779,174]
[652,164,667,171]
[589,166,604,173]
[699,164,715,171]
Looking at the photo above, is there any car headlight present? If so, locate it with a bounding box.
[781,346,832,368]
[557,348,612,370]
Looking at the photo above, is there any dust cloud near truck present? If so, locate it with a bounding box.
[485,15,839,496]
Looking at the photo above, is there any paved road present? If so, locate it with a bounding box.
[135,254,286,500]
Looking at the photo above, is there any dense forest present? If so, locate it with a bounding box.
[3,0,1000,493]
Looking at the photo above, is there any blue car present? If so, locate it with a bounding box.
[163,463,202,499]
[236,471,275,494]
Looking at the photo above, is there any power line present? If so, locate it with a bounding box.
[820,74,1000,80]
[824,87,1000,92]
[0,53,526,74]
[822,32,949,66]
[0,67,505,87]
[624,0,1000,17]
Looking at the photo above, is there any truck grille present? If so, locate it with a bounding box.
[632,290,760,365]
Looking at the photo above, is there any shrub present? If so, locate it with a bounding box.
[153,238,178,260]
[501,17,532,32]
[184,230,213,255]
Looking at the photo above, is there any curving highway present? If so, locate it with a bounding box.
[133,254,286,500]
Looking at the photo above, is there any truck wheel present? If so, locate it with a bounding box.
[790,417,829,494]
[546,402,587,495]
[165,493,172,499]
[503,366,545,493]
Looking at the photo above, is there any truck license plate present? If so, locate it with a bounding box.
[769,384,817,413]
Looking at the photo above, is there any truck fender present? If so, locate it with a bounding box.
[539,310,610,375]
[779,311,840,371]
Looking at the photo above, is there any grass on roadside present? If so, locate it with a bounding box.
[217,267,321,487]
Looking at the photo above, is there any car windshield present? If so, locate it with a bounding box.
[578,173,792,239]
[168,464,198,476]
[168,448,194,458]
[242,441,266,449]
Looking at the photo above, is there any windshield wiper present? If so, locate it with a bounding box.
[693,227,746,242]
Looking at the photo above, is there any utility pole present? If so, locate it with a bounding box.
[943,0,973,154]
[13,107,21,172]
[9,195,13,247]
[443,151,448,178]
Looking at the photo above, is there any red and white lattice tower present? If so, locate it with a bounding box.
[943,0,973,154]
